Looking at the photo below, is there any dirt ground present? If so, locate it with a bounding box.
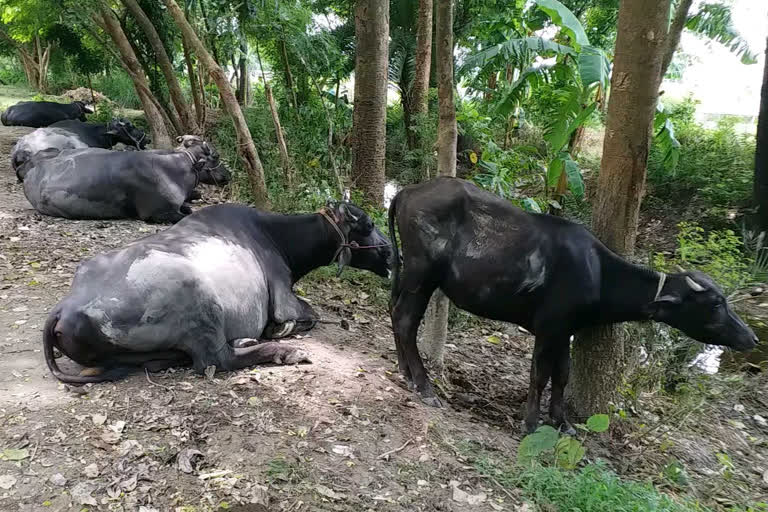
[0,120,766,512]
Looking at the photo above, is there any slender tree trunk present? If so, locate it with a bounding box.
[236,0,249,106]
[97,2,172,148]
[257,45,293,187]
[568,0,669,418]
[408,0,433,149]
[351,0,389,204]
[484,71,497,101]
[660,0,693,81]
[164,0,270,208]
[181,21,205,128]
[755,37,768,231]
[121,0,199,134]
[422,0,457,372]
[279,38,298,110]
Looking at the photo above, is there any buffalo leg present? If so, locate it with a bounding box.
[144,209,187,224]
[263,285,319,339]
[524,336,555,433]
[392,286,439,406]
[223,342,312,369]
[549,337,575,434]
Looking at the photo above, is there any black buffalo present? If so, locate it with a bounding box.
[18,141,226,222]
[50,118,149,149]
[44,202,392,384]
[388,177,758,433]
[1,100,93,127]
[10,119,149,172]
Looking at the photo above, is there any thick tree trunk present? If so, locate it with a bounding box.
[660,0,693,81]
[755,37,768,231]
[568,0,669,419]
[423,0,457,372]
[98,3,172,148]
[407,0,433,149]
[121,0,199,134]
[351,0,389,204]
[164,0,270,208]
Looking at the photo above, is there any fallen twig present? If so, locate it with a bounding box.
[378,438,413,460]
[145,369,175,394]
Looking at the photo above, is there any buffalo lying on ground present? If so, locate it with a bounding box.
[18,141,226,222]
[388,177,758,433]
[1,100,93,127]
[44,202,392,383]
[10,119,149,172]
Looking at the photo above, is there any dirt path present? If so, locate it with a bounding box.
[0,124,523,511]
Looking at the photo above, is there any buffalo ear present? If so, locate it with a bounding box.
[339,202,359,222]
[337,247,352,276]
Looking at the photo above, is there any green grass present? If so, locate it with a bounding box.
[0,84,37,110]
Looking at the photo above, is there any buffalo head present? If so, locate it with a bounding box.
[649,269,758,351]
[74,101,94,121]
[325,200,392,278]
[107,118,150,149]
[176,135,231,185]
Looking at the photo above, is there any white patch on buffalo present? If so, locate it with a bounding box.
[516,249,546,293]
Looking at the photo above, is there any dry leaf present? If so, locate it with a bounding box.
[120,474,138,492]
[177,448,203,474]
[316,484,345,500]
[49,473,67,487]
[84,463,99,478]
[101,430,121,445]
[2,448,29,461]
[332,445,354,458]
[0,475,16,490]
[91,413,107,426]
[108,420,126,433]
[450,481,487,505]
[71,482,98,506]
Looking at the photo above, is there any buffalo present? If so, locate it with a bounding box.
[1,100,93,127]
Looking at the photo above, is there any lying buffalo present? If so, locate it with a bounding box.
[51,118,149,150]
[171,135,231,185]
[388,177,758,433]
[44,201,392,383]
[1,100,93,127]
[18,141,226,222]
[10,119,149,171]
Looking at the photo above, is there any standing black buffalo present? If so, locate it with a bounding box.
[18,141,227,222]
[1,100,93,127]
[44,202,392,384]
[10,119,149,171]
[388,177,758,433]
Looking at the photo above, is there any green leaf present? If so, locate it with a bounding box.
[2,448,29,461]
[564,156,584,198]
[579,46,611,88]
[586,414,610,433]
[653,105,681,171]
[518,425,559,465]
[521,198,542,214]
[535,0,590,49]
[685,3,757,65]
[555,436,586,469]
[486,335,501,345]
[547,157,564,188]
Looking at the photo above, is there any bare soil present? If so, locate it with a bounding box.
[0,121,766,512]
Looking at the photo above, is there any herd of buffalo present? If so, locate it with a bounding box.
[1,99,759,432]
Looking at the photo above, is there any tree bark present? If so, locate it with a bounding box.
[407,0,433,149]
[257,45,293,187]
[180,15,205,128]
[121,0,199,134]
[351,0,389,204]
[659,0,693,81]
[568,0,669,419]
[755,37,768,231]
[97,3,172,148]
[279,38,298,110]
[422,0,457,372]
[236,0,249,106]
[163,0,270,208]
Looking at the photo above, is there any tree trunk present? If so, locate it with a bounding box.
[236,0,249,106]
[181,23,205,128]
[97,3,172,148]
[351,0,389,204]
[164,0,270,208]
[408,0,433,149]
[755,37,768,231]
[423,0,457,372]
[568,0,669,419]
[257,45,293,187]
[659,0,693,81]
[280,38,298,110]
[484,71,497,101]
[121,0,199,134]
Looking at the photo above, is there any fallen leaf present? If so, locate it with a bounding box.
[754,415,768,427]
[450,481,487,505]
[0,475,16,489]
[763,469,768,485]
[515,504,534,512]
[486,335,501,345]
[71,482,98,506]
[734,404,745,413]
[248,483,269,506]
[198,469,232,480]
[49,473,67,487]
[91,413,107,426]
[332,445,354,458]
[177,448,203,474]
[138,507,160,512]
[2,448,29,461]
[316,484,345,500]
[101,430,121,445]
[120,474,138,492]
[108,420,126,433]
[84,463,99,478]
[118,439,143,458]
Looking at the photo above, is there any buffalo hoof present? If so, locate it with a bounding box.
[79,367,104,377]
[523,419,540,435]
[231,337,263,348]
[272,345,311,365]
[419,394,443,408]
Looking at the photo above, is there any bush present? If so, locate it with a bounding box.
[91,72,142,109]
[648,99,755,216]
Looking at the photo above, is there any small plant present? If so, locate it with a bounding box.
[517,413,610,469]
